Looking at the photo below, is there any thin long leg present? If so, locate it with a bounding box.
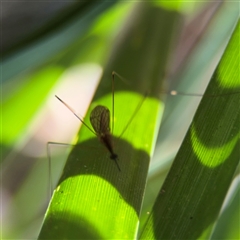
[169,91,240,97]
[111,72,148,139]
[118,92,148,139]
[111,72,115,135]
[47,142,75,198]
[114,158,121,172]
[112,71,130,85]
[111,71,131,135]
[55,95,96,136]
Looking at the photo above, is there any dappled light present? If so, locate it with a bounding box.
[191,123,239,168]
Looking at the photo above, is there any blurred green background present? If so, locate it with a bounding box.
[1,1,239,239]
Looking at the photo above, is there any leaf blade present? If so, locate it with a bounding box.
[38,3,179,239]
[140,19,240,240]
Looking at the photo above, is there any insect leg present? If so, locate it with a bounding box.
[47,142,75,198]
[111,72,115,135]
[114,158,121,172]
[118,92,148,139]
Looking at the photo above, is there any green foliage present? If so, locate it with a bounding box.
[140,20,240,239]
[2,1,239,239]
[2,66,64,145]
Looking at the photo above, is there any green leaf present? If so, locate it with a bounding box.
[38,3,180,239]
[140,2,240,234]
[140,20,240,239]
[211,182,240,239]
[2,66,64,146]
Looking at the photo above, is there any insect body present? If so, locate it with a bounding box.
[90,105,120,171]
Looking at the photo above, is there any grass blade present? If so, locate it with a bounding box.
[140,19,240,239]
[38,3,180,239]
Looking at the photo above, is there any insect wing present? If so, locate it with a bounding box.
[90,105,111,135]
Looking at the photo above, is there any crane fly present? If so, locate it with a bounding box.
[51,72,131,173]
[54,96,121,171]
